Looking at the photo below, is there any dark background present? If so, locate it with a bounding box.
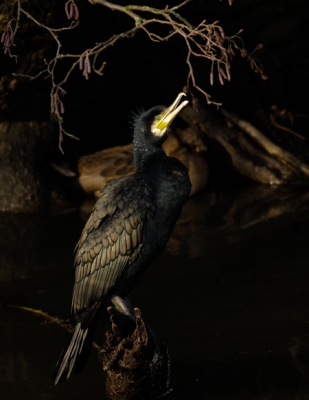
[1,0,308,162]
[1,2,309,399]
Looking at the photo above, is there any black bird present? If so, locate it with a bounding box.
[53,93,191,384]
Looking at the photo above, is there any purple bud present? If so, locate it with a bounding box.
[1,31,6,44]
[65,1,70,20]
[210,71,214,86]
[85,56,91,74]
[4,34,10,47]
[69,3,74,19]
[219,67,227,80]
[83,65,89,80]
[8,31,14,46]
[79,55,84,70]
[73,5,80,21]
[225,64,231,81]
[218,70,224,85]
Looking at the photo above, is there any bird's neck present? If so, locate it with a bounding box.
[133,143,166,172]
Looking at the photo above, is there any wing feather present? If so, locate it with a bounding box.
[71,175,154,316]
[119,230,127,255]
[131,228,138,248]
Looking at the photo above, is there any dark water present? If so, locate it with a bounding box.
[1,184,309,400]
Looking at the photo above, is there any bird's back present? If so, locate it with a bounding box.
[72,173,156,320]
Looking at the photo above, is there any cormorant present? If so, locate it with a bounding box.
[53,93,191,384]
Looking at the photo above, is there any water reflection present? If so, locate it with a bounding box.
[170,184,309,258]
[0,183,309,399]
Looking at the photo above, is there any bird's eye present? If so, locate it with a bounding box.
[155,115,160,121]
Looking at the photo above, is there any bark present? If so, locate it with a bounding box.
[99,307,171,400]
[0,121,66,212]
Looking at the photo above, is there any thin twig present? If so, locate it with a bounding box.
[8,304,100,349]
[270,114,305,140]
[3,0,248,151]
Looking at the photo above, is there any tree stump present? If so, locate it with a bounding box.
[99,307,171,400]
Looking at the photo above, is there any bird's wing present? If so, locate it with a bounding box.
[71,175,154,316]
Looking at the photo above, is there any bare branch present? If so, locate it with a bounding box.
[2,0,250,151]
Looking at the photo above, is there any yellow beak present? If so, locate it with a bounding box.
[156,92,188,131]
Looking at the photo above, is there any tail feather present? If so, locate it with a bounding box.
[53,322,90,385]
[75,325,96,375]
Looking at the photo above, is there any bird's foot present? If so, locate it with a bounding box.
[110,295,135,321]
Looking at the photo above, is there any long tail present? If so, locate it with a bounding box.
[53,322,94,384]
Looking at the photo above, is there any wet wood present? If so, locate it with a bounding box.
[99,307,171,400]
[179,105,309,185]
[221,109,309,178]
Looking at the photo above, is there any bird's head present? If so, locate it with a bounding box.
[133,92,188,151]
